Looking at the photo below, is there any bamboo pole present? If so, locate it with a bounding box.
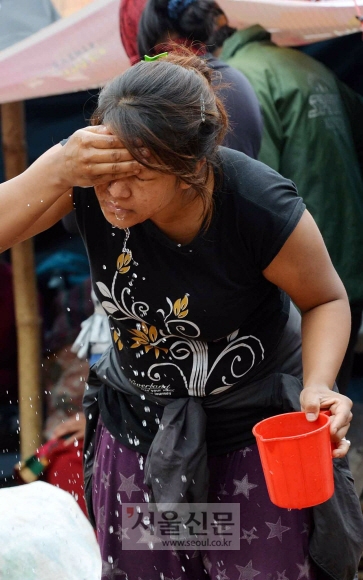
[1,102,43,459]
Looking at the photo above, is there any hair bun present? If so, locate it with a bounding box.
[154,0,169,11]
[163,43,214,85]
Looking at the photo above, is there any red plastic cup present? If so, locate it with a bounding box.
[252,411,334,509]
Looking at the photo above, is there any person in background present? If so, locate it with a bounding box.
[214,17,363,395]
[0,49,360,580]
[120,0,264,158]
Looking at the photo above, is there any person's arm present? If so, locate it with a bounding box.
[263,209,352,458]
[0,125,142,252]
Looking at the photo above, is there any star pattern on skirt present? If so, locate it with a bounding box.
[101,559,126,579]
[101,471,111,490]
[117,472,141,500]
[239,447,253,457]
[240,526,259,545]
[203,554,212,574]
[266,517,291,542]
[233,475,258,499]
[235,560,260,580]
[276,571,289,580]
[216,567,230,580]
[98,505,106,533]
[115,524,130,542]
[219,483,229,495]
[301,522,309,535]
[296,556,311,579]
[137,525,163,546]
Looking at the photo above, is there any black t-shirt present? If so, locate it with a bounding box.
[74,147,305,453]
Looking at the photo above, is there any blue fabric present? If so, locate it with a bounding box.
[36,251,90,288]
[167,0,197,21]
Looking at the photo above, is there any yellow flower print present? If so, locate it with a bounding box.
[129,322,168,359]
[117,252,132,274]
[173,295,188,318]
[113,329,124,351]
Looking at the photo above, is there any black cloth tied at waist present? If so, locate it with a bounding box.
[84,345,303,507]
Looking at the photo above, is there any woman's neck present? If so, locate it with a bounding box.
[153,172,215,246]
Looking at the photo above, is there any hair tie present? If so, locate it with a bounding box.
[167,0,197,21]
[144,52,169,61]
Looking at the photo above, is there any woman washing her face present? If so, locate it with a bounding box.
[0,50,360,580]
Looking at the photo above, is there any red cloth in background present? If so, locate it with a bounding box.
[119,0,146,64]
[45,440,87,517]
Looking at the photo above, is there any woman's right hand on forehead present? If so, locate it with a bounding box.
[58,125,143,188]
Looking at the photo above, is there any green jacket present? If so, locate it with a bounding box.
[221,26,363,305]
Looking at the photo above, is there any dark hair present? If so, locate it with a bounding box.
[138,0,235,58]
[91,49,228,228]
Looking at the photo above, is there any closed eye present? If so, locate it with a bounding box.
[135,175,154,182]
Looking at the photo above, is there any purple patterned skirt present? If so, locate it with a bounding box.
[92,419,318,580]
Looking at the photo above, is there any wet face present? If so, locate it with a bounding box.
[94,165,191,230]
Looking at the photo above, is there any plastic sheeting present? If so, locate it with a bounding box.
[223,0,363,45]
[0,0,361,104]
[0,0,127,104]
[0,481,101,580]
